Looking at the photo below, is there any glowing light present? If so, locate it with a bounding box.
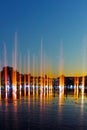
[12,85,17,100]
[43,52,46,93]
[19,54,22,98]
[4,45,8,99]
[59,42,64,95]
[0,63,1,100]
[12,33,18,96]
[59,75,64,95]
[74,77,79,97]
[40,39,43,92]
[70,85,73,89]
[58,92,64,116]
[82,76,85,95]
[28,52,30,95]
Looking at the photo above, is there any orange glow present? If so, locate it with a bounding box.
[58,93,64,115]
[49,78,52,92]
[44,76,46,92]
[82,76,85,95]
[12,91,17,100]
[48,60,53,91]
[23,55,27,97]
[59,43,64,95]
[43,52,46,93]
[74,77,76,87]
[74,77,79,96]
[28,91,30,107]
[19,54,22,98]
[40,91,43,112]
[81,92,84,116]
[59,75,64,88]
[28,52,30,95]
[0,62,1,102]
[19,73,21,98]
[12,71,17,100]
[35,56,38,95]
[59,75,64,95]
[40,40,43,92]
[32,76,34,96]
[32,55,35,89]
[19,73,21,86]
[32,55,35,96]
[74,77,79,87]
[12,69,17,97]
[24,74,26,97]
[4,67,7,88]
[4,45,8,99]
[12,33,17,98]
[0,66,1,100]
[47,76,48,93]
[36,77,38,96]
[48,63,52,91]
[28,73,30,95]
[0,92,1,101]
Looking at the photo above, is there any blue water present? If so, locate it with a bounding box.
[0,92,87,130]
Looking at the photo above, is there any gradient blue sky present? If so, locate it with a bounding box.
[0,0,87,76]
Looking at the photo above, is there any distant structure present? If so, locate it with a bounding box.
[0,66,87,94]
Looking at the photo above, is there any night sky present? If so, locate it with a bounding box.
[0,0,87,76]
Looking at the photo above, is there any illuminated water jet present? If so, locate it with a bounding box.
[24,56,27,97]
[74,77,79,98]
[35,57,39,96]
[59,43,64,95]
[0,67,1,100]
[19,54,22,98]
[32,56,34,95]
[12,33,17,99]
[59,75,64,95]
[40,39,43,93]
[4,45,8,99]
[28,52,30,96]
[82,76,85,97]
[81,37,87,97]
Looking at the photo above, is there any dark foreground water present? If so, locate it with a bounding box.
[0,92,87,130]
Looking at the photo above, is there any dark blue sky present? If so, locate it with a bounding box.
[0,0,87,76]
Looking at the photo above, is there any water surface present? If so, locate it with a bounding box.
[0,92,87,130]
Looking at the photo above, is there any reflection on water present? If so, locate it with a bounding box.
[0,91,87,130]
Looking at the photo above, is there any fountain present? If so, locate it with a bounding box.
[59,43,64,95]
[74,77,79,99]
[19,54,22,99]
[28,52,30,96]
[12,33,17,99]
[4,45,8,99]
[40,40,43,93]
